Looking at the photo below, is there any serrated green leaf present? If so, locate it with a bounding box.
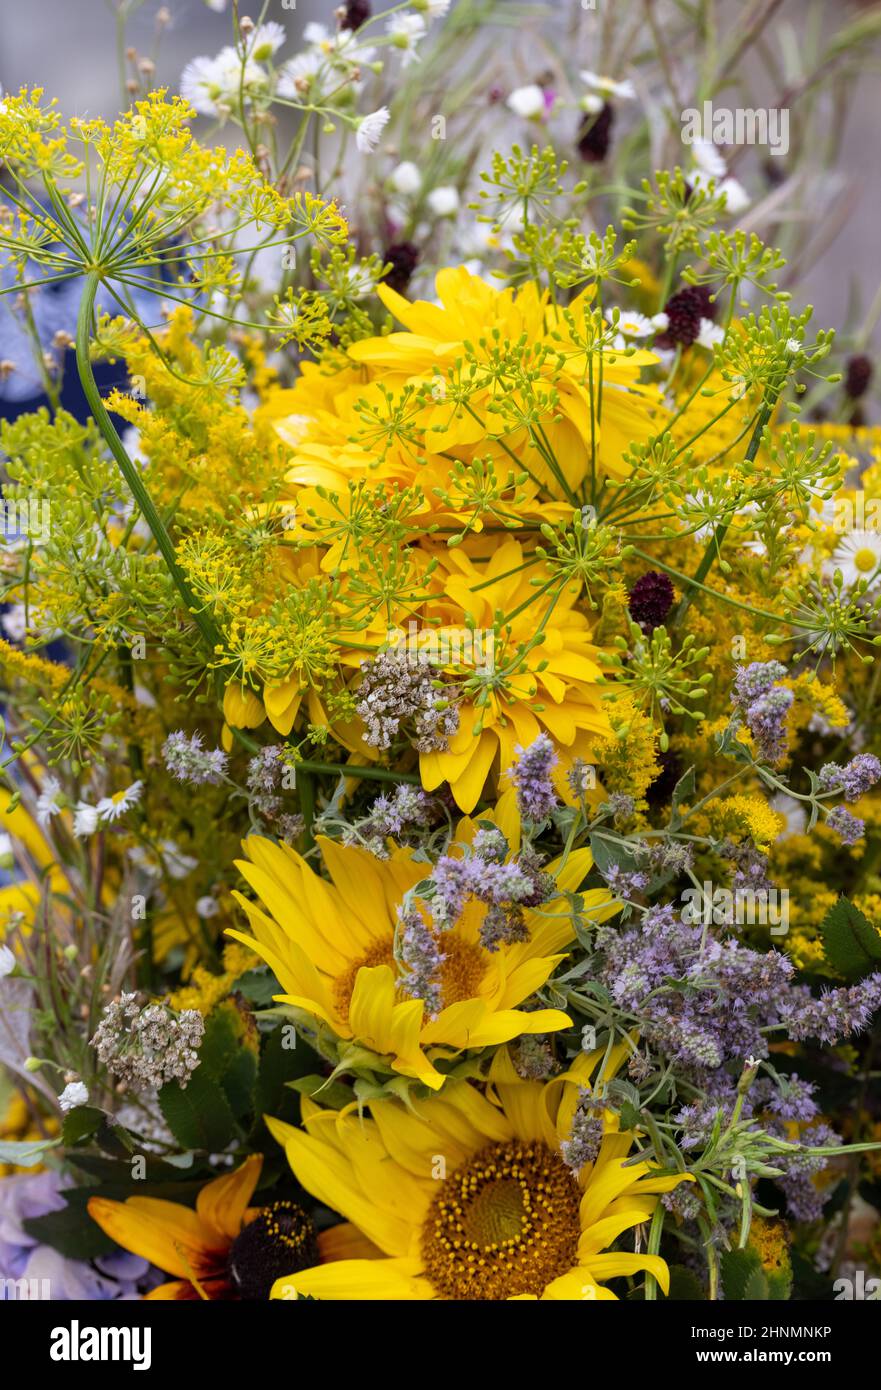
[663,1264,706,1300]
[820,896,881,979]
[721,1246,765,1301]
[61,1106,105,1147]
[158,1068,237,1152]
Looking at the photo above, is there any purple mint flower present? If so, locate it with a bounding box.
[511,733,559,821]
[781,973,881,1044]
[397,905,445,1016]
[825,806,865,845]
[162,730,228,786]
[818,754,881,802]
[731,662,792,763]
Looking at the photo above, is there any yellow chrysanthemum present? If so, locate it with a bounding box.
[265,1045,690,1301]
[276,266,665,497]
[409,539,611,812]
[227,822,617,1091]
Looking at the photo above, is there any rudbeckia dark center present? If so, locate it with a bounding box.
[421,1139,581,1300]
[228,1200,319,1301]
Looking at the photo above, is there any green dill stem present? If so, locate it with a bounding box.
[297,767,316,853]
[294,758,421,785]
[75,271,222,658]
[670,392,778,629]
[644,1202,666,1301]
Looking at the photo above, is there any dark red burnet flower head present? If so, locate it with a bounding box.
[628,571,675,632]
[382,241,420,294]
[576,103,614,163]
[844,354,873,401]
[655,284,715,348]
[343,0,371,30]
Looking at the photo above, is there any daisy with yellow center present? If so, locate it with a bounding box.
[831,529,881,589]
[265,1045,690,1301]
[227,821,617,1090]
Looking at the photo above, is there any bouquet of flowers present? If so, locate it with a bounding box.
[2,0,881,1308]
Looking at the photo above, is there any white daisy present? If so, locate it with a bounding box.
[196,895,220,919]
[427,185,459,217]
[277,49,323,97]
[696,318,725,350]
[389,160,422,196]
[356,106,390,154]
[245,22,286,62]
[0,944,15,978]
[579,70,636,102]
[507,85,546,120]
[36,775,63,828]
[303,22,330,45]
[179,55,228,116]
[831,530,881,589]
[73,802,100,837]
[607,309,655,338]
[690,137,727,179]
[387,13,428,65]
[717,176,750,214]
[423,0,451,16]
[97,781,143,824]
[180,48,268,117]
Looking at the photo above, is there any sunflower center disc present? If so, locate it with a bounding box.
[421,1139,581,1299]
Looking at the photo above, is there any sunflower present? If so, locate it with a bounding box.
[264,1045,690,1301]
[227,822,617,1091]
[87,1154,377,1300]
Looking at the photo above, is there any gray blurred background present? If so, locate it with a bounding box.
[2,0,880,343]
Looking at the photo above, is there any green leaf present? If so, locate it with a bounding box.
[288,1075,353,1109]
[252,1025,320,1132]
[24,1193,117,1261]
[0,1137,59,1167]
[158,1068,238,1152]
[663,1264,706,1300]
[669,764,696,828]
[221,1047,258,1120]
[819,897,881,979]
[619,1101,642,1131]
[721,1247,768,1301]
[61,1106,105,1147]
